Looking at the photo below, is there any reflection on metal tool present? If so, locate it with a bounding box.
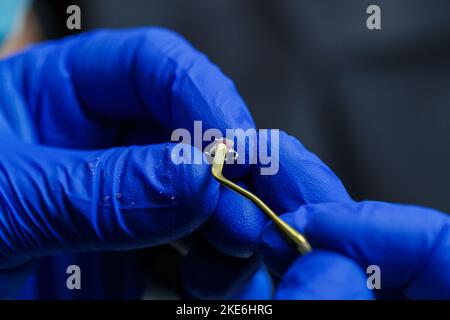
[210,139,312,254]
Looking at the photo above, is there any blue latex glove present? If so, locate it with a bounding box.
[0,28,255,298]
[261,201,450,300]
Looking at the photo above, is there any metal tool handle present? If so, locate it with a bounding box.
[211,142,312,254]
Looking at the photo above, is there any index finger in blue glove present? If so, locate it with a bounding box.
[261,201,450,299]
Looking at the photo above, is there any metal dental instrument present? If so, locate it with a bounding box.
[210,140,312,254]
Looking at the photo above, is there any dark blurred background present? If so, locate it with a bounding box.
[35,0,450,212]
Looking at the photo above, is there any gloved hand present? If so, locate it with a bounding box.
[0,27,256,297]
[261,201,450,300]
[201,129,450,300]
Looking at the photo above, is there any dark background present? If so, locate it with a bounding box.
[34,0,450,212]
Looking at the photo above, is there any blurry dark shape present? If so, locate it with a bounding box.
[33,0,86,39]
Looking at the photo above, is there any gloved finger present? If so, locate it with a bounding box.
[0,137,218,270]
[261,201,450,299]
[5,28,255,162]
[202,182,269,258]
[275,250,374,300]
[182,240,271,300]
[251,131,351,214]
